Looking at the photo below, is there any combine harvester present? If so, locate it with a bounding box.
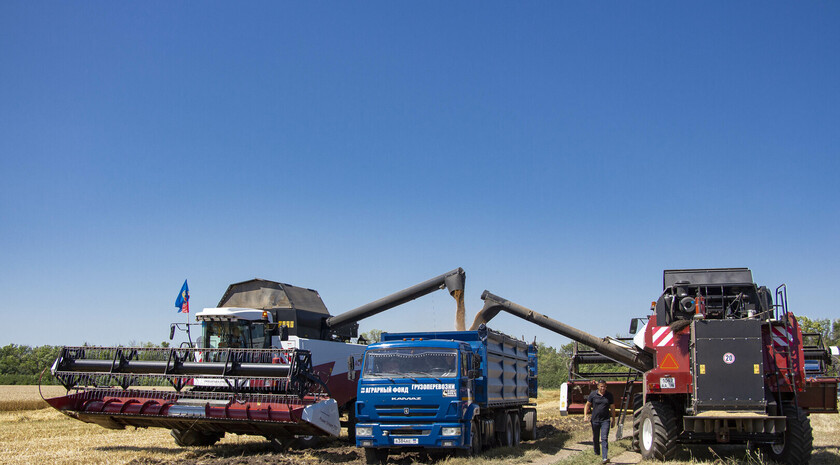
[44,268,466,449]
[470,268,839,464]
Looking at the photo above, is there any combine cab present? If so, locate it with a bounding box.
[44,268,466,449]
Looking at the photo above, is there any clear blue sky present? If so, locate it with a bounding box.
[1,2,838,348]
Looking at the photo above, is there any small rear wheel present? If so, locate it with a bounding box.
[364,447,389,465]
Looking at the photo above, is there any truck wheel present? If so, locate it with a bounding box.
[637,401,677,461]
[522,408,537,441]
[760,404,813,465]
[497,414,514,447]
[364,447,389,465]
[457,420,482,457]
[510,412,521,446]
[346,401,357,441]
[631,393,643,452]
[170,429,221,447]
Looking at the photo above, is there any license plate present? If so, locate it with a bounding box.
[660,377,675,389]
[393,438,418,445]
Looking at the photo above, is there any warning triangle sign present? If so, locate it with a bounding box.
[660,353,679,370]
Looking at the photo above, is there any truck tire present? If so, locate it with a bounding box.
[637,401,677,461]
[522,408,537,441]
[364,447,389,465]
[510,412,521,446]
[631,393,643,452]
[760,404,813,465]
[346,402,357,441]
[170,428,221,447]
[457,420,482,457]
[497,414,514,447]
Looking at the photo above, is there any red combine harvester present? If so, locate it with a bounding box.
[45,268,466,449]
[470,268,838,464]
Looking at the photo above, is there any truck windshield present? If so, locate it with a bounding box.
[363,348,458,378]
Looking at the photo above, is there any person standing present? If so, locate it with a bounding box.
[584,380,616,464]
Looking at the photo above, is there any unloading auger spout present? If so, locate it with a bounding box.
[470,290,654,372]
[325,267,466,332]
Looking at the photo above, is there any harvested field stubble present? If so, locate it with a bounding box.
[2,386,839,465]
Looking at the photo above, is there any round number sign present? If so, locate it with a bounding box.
[723,352,735,364]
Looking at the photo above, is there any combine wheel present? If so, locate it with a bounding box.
[170,429,221,447]
[760,404,813,465]
[269,436,294,452]
[522,408,537,441]
[295,435,320,448]
[364,447,389,465]
[510,412,521,446]
[637,401,677,461]
[631,393,643,453]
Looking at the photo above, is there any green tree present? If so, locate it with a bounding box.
[358,329,384,344]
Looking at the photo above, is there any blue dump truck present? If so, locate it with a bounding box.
[354,325,538,464]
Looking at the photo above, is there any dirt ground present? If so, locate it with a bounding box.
[1,386,838,465]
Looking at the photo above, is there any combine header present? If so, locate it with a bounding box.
[44,268,466,449]
[470,268,839,464]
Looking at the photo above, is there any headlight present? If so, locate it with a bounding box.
[356,426,373,437]
[441,426,461,436]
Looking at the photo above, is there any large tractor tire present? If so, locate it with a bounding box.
[170,428,222,447]
[636,401,678,461]
[760,404,813,465]
[522,408,538,441]
[631,393,643,452]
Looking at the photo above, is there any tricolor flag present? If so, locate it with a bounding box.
[175,280,189,313]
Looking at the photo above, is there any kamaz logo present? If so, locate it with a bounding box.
[404,408,410,415]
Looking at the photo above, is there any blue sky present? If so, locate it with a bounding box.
[1,2,838,348]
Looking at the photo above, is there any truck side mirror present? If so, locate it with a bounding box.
[629,319,639,335]
[169,324,176,340]
[280,325,289,342]
[347,356,356,381]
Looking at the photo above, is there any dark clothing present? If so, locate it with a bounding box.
[587,390,614,460]
[586,390,614,422]
[592,419,610,460]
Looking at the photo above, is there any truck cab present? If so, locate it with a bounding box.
[355,329,537,464]
[355,338,477,452]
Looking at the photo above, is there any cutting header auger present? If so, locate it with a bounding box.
[45,268,466,449]
[471,268,838,464]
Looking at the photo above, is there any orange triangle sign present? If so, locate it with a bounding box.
[660,353,679,370]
